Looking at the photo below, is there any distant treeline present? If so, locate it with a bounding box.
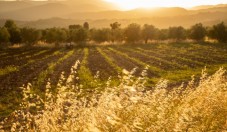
[0,20,227,47]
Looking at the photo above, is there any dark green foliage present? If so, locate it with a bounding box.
[83,22,89,30]
[44,29,56,43]
[168,26,186,41]
[44,28,68,46]
[21,27,42,46]
[110,22,121,30]
[0,27,10,43]
[110,22,123,43]
[90,28,111,43]
[4,20,17,29]
[141,24,157,43]
[8,28,22,44]
[70,27,88,44]
[189,23,206,41]
[110,28,123,43]
[4,20,22,44]
[124,23,141,43]
[208,22,227,43]
[69,24,82,30]
[157,29,168,40]
[1,20,227,48]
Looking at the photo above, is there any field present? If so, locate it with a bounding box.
[0,42,227,119]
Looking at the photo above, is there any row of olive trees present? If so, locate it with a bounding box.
[1,20,227,47]
[0,20,89,47]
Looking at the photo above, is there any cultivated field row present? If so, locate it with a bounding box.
[0,43,227,118]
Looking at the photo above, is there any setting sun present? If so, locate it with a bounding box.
[104,0,227,10]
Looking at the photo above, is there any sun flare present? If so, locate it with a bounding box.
[104,0,227,10]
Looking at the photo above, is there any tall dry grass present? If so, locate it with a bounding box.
[0,61,226,131]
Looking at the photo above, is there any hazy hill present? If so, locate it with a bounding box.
[0,1,227,29]
[0,2,189,20]
[1,10,227,29]
[0,0,117,20]
[0,1,41,13]
[0,3,72,20]
[65,0,117,11]
[191,4,227,10]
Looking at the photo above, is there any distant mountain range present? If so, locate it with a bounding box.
[0,1,227,28]
[191,4,227,10]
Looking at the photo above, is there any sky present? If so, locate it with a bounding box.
[104,0,227,10]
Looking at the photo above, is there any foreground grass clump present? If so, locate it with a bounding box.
[0,63,226,131]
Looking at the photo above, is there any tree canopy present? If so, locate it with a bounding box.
[0,27,10,44]
[189,23,206,41]
[124,23,141,43]
[1,20,227,47]
[208,22,227,43]
[168,26,186,41]
[141,24,157,43]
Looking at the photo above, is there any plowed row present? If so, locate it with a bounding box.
[0,43,227,118]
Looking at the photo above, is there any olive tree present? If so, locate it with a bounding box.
[4,20,22,44]
[141,24,157,43]
[21,27,42,46]
[0,27,10,44]
[110,22,123,43]
[189,23,206,42]
[208,22,227,43]
[124,23,141,43]
[168,26,186,41]
[90,28,111,43]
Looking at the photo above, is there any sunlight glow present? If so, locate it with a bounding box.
[104,0,227,10]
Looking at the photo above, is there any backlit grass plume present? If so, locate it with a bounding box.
[0,61,226,131]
